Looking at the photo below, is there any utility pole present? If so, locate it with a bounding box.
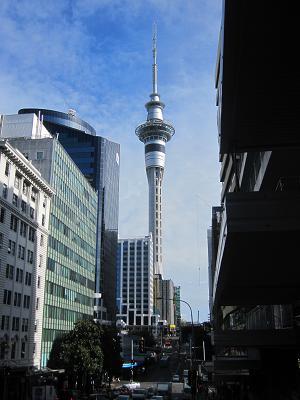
[131,339,134,383]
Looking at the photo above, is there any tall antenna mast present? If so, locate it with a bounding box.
[152,22,158,94]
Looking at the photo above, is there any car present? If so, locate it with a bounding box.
[151,397,164,400]
[89,395,109,400]
[118,396,131,400]
[147,387,155,398]
[132,388,148,399]
[123,382,141,390]
[172,374,180,383]
[183,369,189,378]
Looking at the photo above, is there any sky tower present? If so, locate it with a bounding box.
[136,27,175,277]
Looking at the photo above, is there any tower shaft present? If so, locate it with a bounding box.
[147,166,164,275]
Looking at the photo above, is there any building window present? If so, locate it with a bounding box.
[29,207,35,219]
[22,318,28,332]
[40,234,44,246]
[3,289,12,305]
[23,295,30,309]
[29,227,36,242]
[36,151,44,160]
[5,161,10,176]
[16,268,23,283]
[21,200,27,213]
[0,233,3,248]
[27,250,33,264]
[18,245,25,260]
[14,174,21,189]
[37,276,41,288]
[13,292,21,307]
[8,240,16,255]
[12,317,20,331]
[22,181,29,195]
[36,298,39,310]
[25,272,32,286]
[42,214,45,226]
[12,194,18,206]
[31,189,37,202]
[2,184,8,199]
[10,214,18,231]
[1,316,10,330]
[5,264,14,280]
[20,221,27,237]
[21,342,26,359]
[11,342,16,359]
[0,207,5,223]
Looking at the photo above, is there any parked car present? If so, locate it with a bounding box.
[123,382,141,390]
[118,395,131,400]
[89,395,109,400]
[132,388,148,399]
[147,387,155,398]
[172,374,180,383]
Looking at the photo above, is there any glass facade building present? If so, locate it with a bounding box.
[19,109,120,322]
[7,137,97,367]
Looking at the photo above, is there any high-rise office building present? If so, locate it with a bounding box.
[1,113,98,367]
[0,138,54,368]
[116,236,154,326]
[18,108,120,323]
[135,30,175,278]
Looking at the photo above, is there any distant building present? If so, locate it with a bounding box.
[116,236,154,326]
[18,108,120,323]
[1,113,97,367]
[174,286,181,326]
[156,278,175,325]
[0,139,54,368]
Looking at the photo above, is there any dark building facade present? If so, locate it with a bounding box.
[208,1,300,397]
[19,109,120,322]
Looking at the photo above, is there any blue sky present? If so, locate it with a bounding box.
[0,0,222,321]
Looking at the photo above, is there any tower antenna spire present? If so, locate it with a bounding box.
[152,22,158,94]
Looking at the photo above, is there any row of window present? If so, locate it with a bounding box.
[47,258,94,290]
[53,183,96,226]
[8,214,36,241]
[0,340,27,360]
[50,214,95,257]
[46,281,92,307]
[5,264,33,286]
[45,305,92,324]
[3,289,31,309]
[1,315,29,332]
[48,236,94,273]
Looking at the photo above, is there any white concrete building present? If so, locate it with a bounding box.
[116,236,154,326]
[0,139,54,368]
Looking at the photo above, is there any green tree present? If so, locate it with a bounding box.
[48,319,103,393]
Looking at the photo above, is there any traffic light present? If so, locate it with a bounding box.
[139,337,145,353]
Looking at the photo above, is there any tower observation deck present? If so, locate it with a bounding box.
[135,27,175,277]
